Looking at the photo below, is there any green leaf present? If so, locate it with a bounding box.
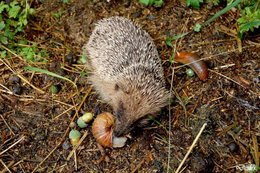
[194,23,202,32]
[239,20,260,34]
[0,35,8,44]
[78,55,87,64]
[0,1,9,13]
[169,54,175,63]
[24,66,77,88]
[187,0,203,9]
[8,2,21,18]
[0,21,5,30]
[139,0,151,6]
[237,5,260,37]
[62,0,70,4]
[29,8,35,15]
[154,0,164,7]
[1,50,7,58]
[165,32,189,47]
[203,0,242,26]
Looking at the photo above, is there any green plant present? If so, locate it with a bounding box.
[237,1,260,37]
[185,0,260,37]
[0,1,50,62]
[0,0,34,44]
[62,0,70,4]
[138,0,164,7]
[187,0,204,9]
[16,41,49,62]
[52,10,65,19]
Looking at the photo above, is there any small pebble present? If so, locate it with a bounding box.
[65,52,76,65]
[228,142,239,153]
[186,68,195,77]
[9,75,20,84]
[69,122,76,128]
[132,10,142,18]
[175,70,186,77]
[123,0,131,7]
[62,140,70,150]
[12,85,23,95]
[147,14,156,20]
[50,84,62,94]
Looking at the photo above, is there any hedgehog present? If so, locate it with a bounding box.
[83,16,169,137]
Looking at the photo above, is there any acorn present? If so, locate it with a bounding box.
[69,129,81,146]
[77,112,93,128]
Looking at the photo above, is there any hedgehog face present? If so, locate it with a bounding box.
[113,100,136,137]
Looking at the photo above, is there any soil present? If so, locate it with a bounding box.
[0,0,259,173]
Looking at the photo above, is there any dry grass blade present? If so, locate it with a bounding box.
[251,135,259,166]
[24,66,77,88]
[175,123,207,173]
[0,114,15,135]
[67,131,88,160]
[0,159,12,173]
[0,136,25,156]
[0,58,45,94]
[0,160,15,173]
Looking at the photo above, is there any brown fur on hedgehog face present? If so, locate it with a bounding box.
[111,82,169,137]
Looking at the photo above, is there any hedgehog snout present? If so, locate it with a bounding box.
[113,122,125,137]
[113,118,132,137]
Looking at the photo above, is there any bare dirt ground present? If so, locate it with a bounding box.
[0,0,259,172]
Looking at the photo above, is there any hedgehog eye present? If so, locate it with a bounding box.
[114,84,119,91]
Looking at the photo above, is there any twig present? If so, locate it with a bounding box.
[52,105,78,120]
[209,69,257,96]
[0,58,45,94]
[1,160,14,173]
[0,159,12,173]
[0,114,15,135]
[31,142,61,173]
[67,131,88,160]
[0,136,25,156]
[175,123,207,173]
[167,67,174,173]
[0,44,26,62]
[213,63,235,69]
[74,150,77,170]
[131,158,146,173]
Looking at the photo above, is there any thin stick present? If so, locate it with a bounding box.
[31,142,61,173]
[0,136,25,156]
[1,44,25,62]
[67,131,88,160]
[74,150,77,170]
[52,105,77,120]
[209,69,257,96]
[0,58,45,94]
[166,67,174,173]
[1,160,15,173]
[175,123,207,173]
[0,114,15,135]
[0,159,12,173]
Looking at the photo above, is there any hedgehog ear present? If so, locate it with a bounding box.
[114,84,120,91]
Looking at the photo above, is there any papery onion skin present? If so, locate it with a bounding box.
[175,52,208,81]
[92,112,114,148]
